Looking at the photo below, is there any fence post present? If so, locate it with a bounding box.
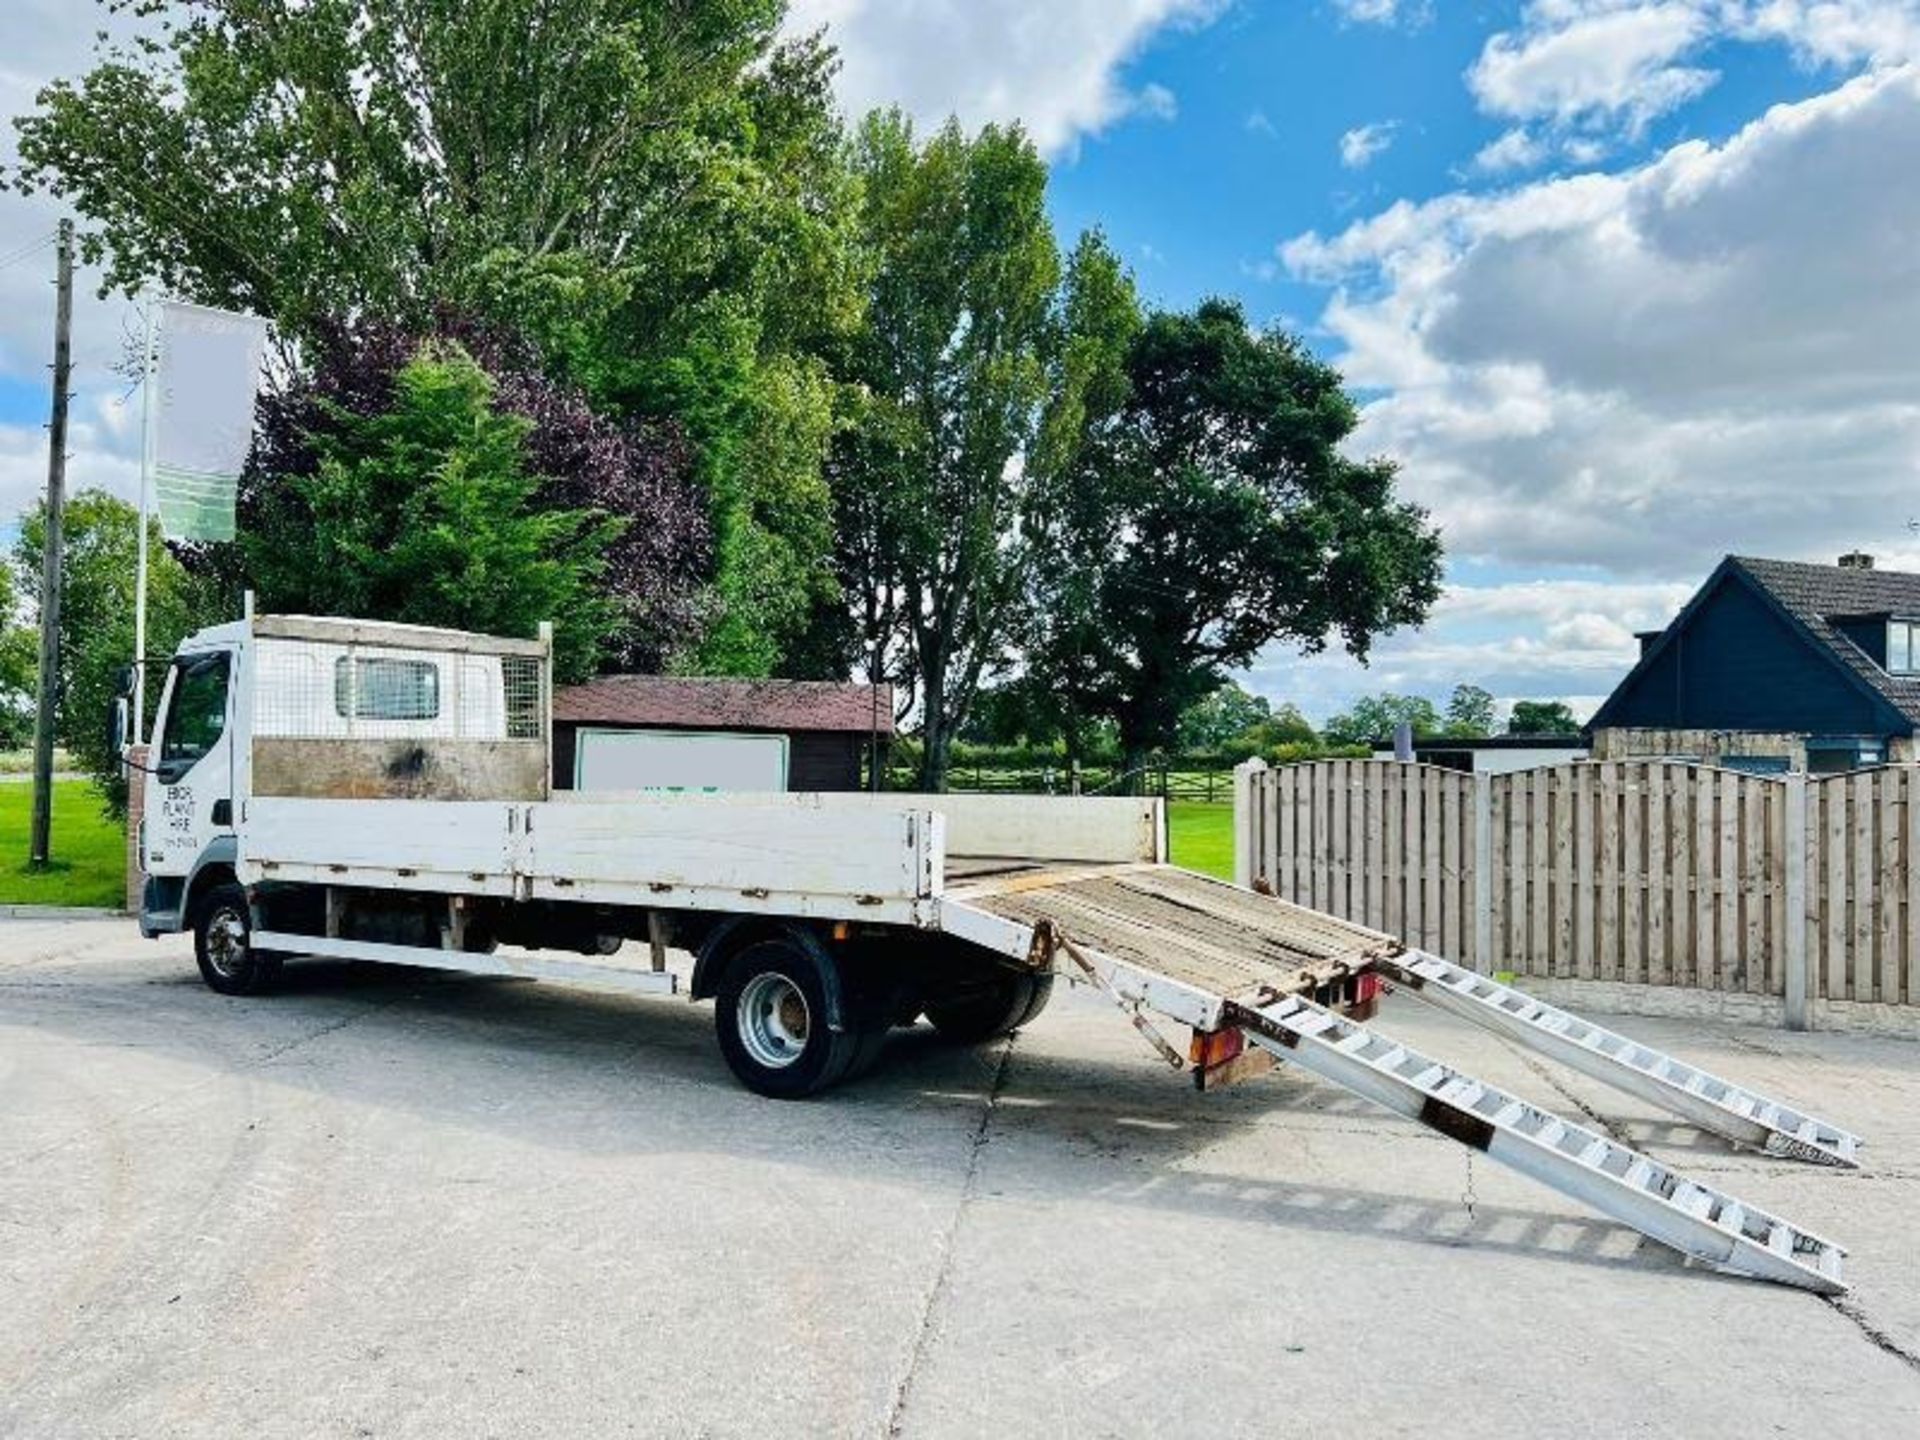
[1784,770,1810,1031]
[1233,758,1267,890]
[1472,770,1493,973]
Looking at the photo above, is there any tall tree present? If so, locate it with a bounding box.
[1445,683,1496,738]
[1176,683,1274,752]
[13,492,225,809]
[1508,699,1582,736]
[1031,298,1443,774]
[218,319,710,673]
[244,343,624,682]
[1322,693,1444,748]
[0,558,39,750]
[9,0,861,675]
[834,112,1069,791]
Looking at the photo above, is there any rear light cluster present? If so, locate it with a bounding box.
[1188,1026,1245,1069]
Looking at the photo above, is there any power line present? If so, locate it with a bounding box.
[0,231,58,273]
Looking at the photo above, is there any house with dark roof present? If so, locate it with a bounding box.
[552,676,894,793]
[1587,552,1920,773]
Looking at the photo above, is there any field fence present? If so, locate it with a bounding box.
[882,758,1241,802]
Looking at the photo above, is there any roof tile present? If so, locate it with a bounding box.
[1732,557,1920,726]
[552,675,895,736]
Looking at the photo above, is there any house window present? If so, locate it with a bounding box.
[1888,621,1920,674]
[334,657,441,720]
[1806,738,1884,774]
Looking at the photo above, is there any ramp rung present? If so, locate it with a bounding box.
[1378,952,1862,1169]
[1673,1184,1713,1219]
[1231,994,1847,1295]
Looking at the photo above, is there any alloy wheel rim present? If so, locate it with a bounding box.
[207,907,248,977]
[737,971,810,1070]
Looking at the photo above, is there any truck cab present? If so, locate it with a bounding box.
[133,613,528,940]
[135,621,247,937]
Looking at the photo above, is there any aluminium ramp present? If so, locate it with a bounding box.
[1375,951,1863,1167]
[944,864,1854,1292]
[1230,992,1847,1294]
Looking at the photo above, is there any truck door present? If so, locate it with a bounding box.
[146,650,235,877]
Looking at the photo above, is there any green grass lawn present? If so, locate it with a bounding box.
[1168,800,1233,880]
[0,778,126,909]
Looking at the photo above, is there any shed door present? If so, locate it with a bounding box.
[573,727,790,793]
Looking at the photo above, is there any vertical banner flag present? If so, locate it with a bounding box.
[152,300,268,542]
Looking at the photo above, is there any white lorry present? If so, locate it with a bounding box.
[124,610,1863,1292]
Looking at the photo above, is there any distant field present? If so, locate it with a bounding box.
[895,766,1244,804]
[0,748,75,776]
[0,779,124,909]
[1168,801,1232,880]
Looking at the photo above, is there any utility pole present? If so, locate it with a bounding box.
[29,220,74,869]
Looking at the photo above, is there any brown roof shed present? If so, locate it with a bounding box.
[551,676,894,793]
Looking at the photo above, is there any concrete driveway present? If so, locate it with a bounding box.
[3,916,1917,1438]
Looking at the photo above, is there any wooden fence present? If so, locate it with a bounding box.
[1234,758,1920,1014]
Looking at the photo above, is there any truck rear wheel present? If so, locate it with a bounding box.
[192,882,284,997]
[924,970,1053,1044]
[714,939,861,1098]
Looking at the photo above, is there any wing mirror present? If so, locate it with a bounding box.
[110,694,162,778]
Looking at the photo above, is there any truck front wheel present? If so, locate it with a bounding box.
[192,882,283,997]
[714,939,861,1098]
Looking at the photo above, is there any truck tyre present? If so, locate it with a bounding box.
[1014,970,1056,1028]
[714,938,860,1099]
[925,969,1052,1044]
[192,882,283,997]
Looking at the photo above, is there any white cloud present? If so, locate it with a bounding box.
[1289,67,1920,573]
[1246,575,1691,722]
[0,1,152,530]
[784,0,1222,156]
[1465,2,1920,147]
[1134,81,1179,122]
[0,408,143,532]
[1339,120,1398,168]
[1264,63,1920,719]
[1468,2,1717,135]
[1472,126,1551,172]
[1334,0,1434,26]
[1728,0,1920,66]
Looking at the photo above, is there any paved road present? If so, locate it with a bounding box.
[3,917,1917,1438]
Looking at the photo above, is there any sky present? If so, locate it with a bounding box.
[5,1,1920,725]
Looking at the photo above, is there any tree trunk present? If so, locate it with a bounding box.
[919,656,951,793]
